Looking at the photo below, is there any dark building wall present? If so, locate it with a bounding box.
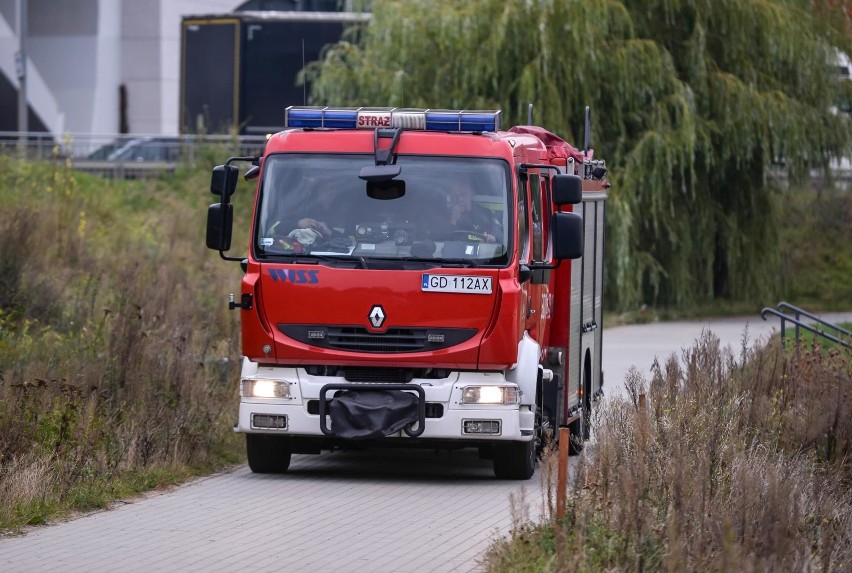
[0,72,49,132]
[181,19,239,133]
[239,19,344,131]
[181,14,358,134]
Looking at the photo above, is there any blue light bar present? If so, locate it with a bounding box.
[284,107,501,133]
[286,108,358,129]
[425,111,500,132]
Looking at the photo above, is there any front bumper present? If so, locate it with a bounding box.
[235,365,533,442]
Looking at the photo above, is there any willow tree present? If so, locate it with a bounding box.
[304,0,852,310]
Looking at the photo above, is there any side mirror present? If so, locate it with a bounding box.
[206,203,233,251]
[551,212,583,260]
[211,164,239,199]
[244,165,260,180]
[552,174,582,205]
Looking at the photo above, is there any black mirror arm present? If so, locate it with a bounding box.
[224,155,261,184]
[217,155,257,263]
[219,250,244,263]
[373,128,402,165]
[226,155,259,166]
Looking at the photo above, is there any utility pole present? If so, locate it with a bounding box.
[16,0,28,154]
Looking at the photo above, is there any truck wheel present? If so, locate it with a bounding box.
[246,434,292,473]
[570,364,592,453]
[492,439,535,480]
[568,412,585,455]
[583,395,592,441]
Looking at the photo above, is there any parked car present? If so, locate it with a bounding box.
[86,137,133,160]
[107,137,184,162]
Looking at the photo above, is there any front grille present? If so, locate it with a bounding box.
[278,324,477,354]
[344,367,413,383]
[304,365,452,380]
[328,327,425,352]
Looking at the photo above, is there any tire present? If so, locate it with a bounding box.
[568,412,585,455]
[492,439,536,480]
[537,406,553,455]
[246,434,292,474]
[570,363,593,453]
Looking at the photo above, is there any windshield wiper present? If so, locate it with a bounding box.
[259,252,483,269]
[260,253,362,267]
[395,257,479,268]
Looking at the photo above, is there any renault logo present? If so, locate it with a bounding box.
[368,305,386,328]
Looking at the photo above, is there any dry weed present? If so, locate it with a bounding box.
[486,330,852,572]
[0,159,242,529]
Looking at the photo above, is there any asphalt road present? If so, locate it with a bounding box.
[602,311,852,401]
[1,311,849,572]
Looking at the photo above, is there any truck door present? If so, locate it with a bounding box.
[525,172,547,340]
[516,169,532,341]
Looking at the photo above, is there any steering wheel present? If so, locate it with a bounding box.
[443,229,489,242]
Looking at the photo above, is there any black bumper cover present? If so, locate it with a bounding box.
[319,383,426,439]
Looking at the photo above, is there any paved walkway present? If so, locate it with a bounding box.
[602,311,852,400]
[0,448,550,573]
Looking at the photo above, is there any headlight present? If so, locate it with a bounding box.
[461,385,519,405]
[241,378,292,399]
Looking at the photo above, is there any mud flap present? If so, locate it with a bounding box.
[319,384,426,439]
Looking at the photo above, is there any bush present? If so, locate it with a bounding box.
[0,157,249,531]
[779,184,852,310]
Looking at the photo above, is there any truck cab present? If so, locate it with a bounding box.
[207,107,607,479]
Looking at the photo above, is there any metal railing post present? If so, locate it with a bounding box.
[761,304,851,350]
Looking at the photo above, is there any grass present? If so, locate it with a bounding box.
[483,334,852,571]
[777,321,852,352]
[0,153,255,534]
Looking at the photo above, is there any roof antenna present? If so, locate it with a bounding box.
[527,103,533,125]
[583,106,591,158]
[302,38,306,106]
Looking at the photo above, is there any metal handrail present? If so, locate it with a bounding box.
[775,301,852,341]
[760,304,851,350]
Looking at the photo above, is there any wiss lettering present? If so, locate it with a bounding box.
[268,269,320,284]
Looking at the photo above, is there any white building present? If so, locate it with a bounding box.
[0,0,241,137]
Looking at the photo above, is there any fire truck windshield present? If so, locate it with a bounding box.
[255,153,511,266]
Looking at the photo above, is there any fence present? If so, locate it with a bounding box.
[0,131,268,178]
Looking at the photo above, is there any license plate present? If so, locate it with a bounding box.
[421,274,493,294]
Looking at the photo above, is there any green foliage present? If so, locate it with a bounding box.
[779,184,852,309]
[305,0,852,310]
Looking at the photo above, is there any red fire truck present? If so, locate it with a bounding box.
[206,107,607,479]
